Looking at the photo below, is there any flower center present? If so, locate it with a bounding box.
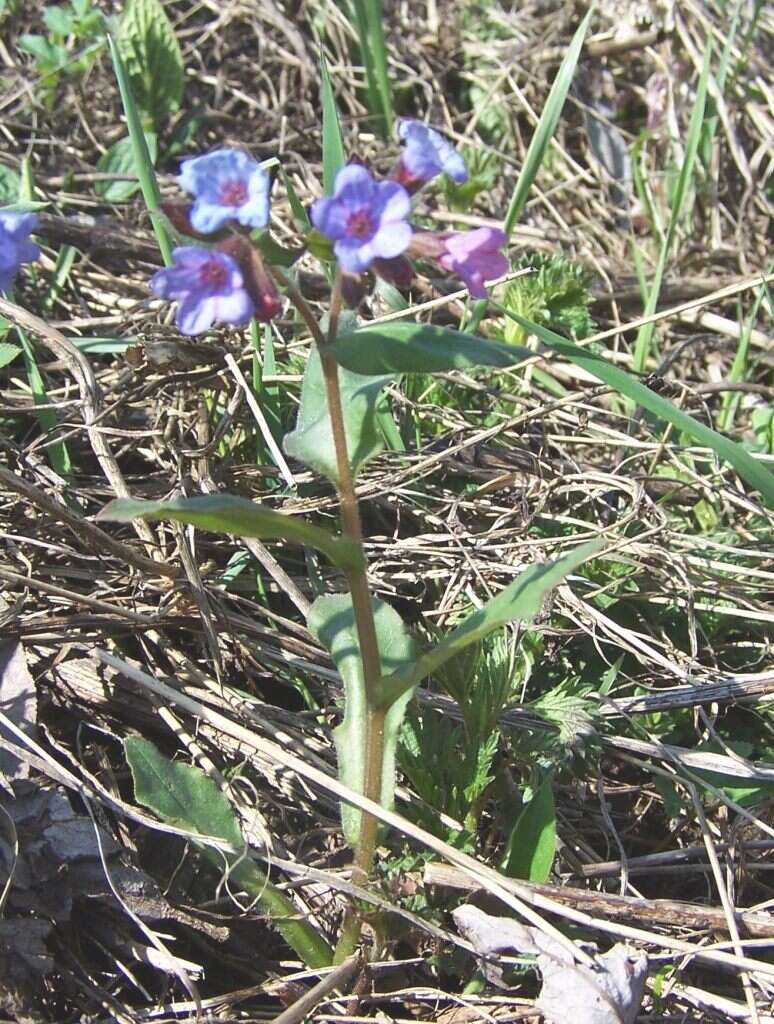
[346,208,374,240]
[220,179,248,206]
[199,257,228,289]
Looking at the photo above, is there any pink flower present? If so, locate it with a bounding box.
[438,228,508,298]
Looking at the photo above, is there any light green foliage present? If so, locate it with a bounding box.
[284,348,392,485]
[96,131,158,203]
[501,254,596,346]
[320,52,345,195]
[0,166,20,204]
[0,343,21,369]
[117,0,184,131]
[441,148,499,213]
[346,0,393,138]
[307,594,417,846]
[18,0,106,108]
[97,494,364,572]
[125,737,333,968]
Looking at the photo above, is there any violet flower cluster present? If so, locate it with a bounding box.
[0,211,41,293]
[151,121,508,336]
[311,119,508,301]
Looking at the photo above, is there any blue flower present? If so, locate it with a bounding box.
[396,120,468,188]
[177,149,271,234]
[310,164,412,274]
[0,211,41,292]
[151,247,255,336]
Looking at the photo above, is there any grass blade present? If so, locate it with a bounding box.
[351,0,393,138]
[496,304,774,508]
[320,49,346,195]
[632,43,712,373]
[107,33,173,264]
[503,6,594,235]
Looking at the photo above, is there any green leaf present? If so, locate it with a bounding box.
[0,342,21,368]
[116,0,184,130]
[331,322,531,374]
[0,165,20,204]
[97,494,364,571]
[320,50,345,195]
[280,167,311,231]
[501,775,556,882]
[496,307,774,509]
[283,347,390,484]
[381,539,601,705]
[308,594,417,846]
[43,5,74,36]
[503,7,594,235]
[96,132,158,202]
[125,737,332,968]
[107,34,173,264]
[350,0,393,138]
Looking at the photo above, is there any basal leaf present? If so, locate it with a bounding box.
[501,774,556,882]
[97,494,363,571]
[307,594,417,846]
[331,321,531,374]
[117,0,184,129]
[381,539,601,704]
[96,131,158,203]
[125,737,333,967]
[283,347,391,484]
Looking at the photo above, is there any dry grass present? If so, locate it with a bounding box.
[1,0,773,1021]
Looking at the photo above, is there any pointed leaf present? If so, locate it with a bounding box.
[497,307,774,509]
[320,51,345,195]
[284,347,390,484]
[96,132,158,203]
[501,775,556,882]
[307,594,417,846]
[97,494,364,571]
[125,737,332,967]
[381,539,601,704]
[331,321,530,374]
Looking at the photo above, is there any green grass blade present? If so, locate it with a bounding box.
[718,273,771,432]
[17,327,72,479]
[320,50,346,195]
[503,6,594,236]
[107,33,173,265]
[351,0,393,138]
[496,304,774,508]
[632,43,712,373]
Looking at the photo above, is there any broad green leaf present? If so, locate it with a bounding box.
[308,594,417,846]
[126,737,332,968]
[97,494,364,571]
[117,0,184,130]
[283,347,390,484]
[0,342,21,369]
[381,539,601,705]
[331,322,531,375]
[96,132,158,202]
[501,775,556,882]
[107,34,172,264]
[497,307,774,509]
[43,5,73,36]
[320,51,345,195]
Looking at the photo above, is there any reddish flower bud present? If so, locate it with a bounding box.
[217,235,282,322]
[373,255,414,287]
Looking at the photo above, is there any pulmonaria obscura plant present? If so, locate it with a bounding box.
[99,116,602,965]
[0,211,41,293]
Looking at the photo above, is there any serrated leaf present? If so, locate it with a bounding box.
[125,737,333,967]
[283,347,391,484]
[96,132,157,202]
[381,539,602,705]
[308,594,417,846]
[0,342,21,369]
[331,322,531,374]
[97,494,364,572]
[501,775,556,882]
[117,0,184,129]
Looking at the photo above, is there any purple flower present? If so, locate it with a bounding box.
[0,211,41,292]
[438,228,509,298]
[151,247,255,335]
[395,120,468,189]
[178,149,270,234]
[310,164,412,274]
